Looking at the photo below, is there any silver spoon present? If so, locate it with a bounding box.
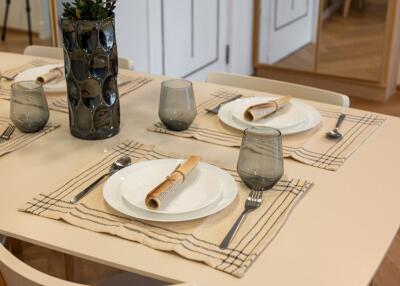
[326,113,346,140]
[70,155,132,204]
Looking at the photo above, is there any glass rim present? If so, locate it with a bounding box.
[11,80,43,91]
[161,79,193,89]
[243,126,282,137]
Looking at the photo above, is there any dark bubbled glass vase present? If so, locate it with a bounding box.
[61,16,120,140]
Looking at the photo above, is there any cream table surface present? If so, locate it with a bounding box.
[0,52,399,285]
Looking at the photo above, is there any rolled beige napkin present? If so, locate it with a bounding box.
[36,66,64,84]
[145,155,201,210]
[244,95,292,121]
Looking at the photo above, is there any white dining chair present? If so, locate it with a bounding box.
[23,45,134,70]
[0,242,196,286]
[207,72,350,107]
[0,243,86,286]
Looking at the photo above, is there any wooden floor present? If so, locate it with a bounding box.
[0,29,52,54]
[372,231,400,286]
[274,0,387,81]
[275,43,316,72]
[318,0,386,81]
[351,88,400,117]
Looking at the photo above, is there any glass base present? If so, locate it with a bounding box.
[70,127,119,140]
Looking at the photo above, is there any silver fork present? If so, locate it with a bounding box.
[0,74,18,81]
[0,124,15,141]
[219,190,263,249]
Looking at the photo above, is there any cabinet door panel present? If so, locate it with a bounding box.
[276,0,309,28]
[163,0,222,78]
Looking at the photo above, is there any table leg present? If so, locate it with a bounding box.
[25,0,33,45]
[1,0,11,42]
[343,0,353,17]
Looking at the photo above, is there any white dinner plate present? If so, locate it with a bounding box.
[218,98,321,135]
[15,64,66,93]
[103,159,238,222]
[120,159,222,215]
[231,96,308,129]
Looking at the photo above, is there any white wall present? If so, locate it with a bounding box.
[258,0,317,64]
[0,0,51,39]
[54,0,254,77]
[228,0,254,75]
[114,0,150,73]
[113,0,253,76]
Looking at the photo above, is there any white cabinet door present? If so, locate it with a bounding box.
[162,0,228,80]
[259,0,319,64]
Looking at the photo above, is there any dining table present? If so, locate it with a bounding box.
[0,51,399,285]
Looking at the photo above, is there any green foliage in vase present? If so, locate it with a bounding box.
[62,0,117,20]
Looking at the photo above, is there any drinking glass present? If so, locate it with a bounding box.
[159,79,197,131]
[237,126,284,191]
[10,81,49,133]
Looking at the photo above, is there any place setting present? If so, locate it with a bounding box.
[149,79,386,170]
[0,80,60,158]
[0,60,154,114]
[20,130,313,277]
[0,59,60,99]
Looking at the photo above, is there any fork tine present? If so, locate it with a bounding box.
[8,125,15,137]
[257,191,263,205]
[5,125,13,137]
[2,124,15,139]
[5,125,13,136]
[0,125,10,138]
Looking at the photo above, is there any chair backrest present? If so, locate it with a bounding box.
[207,72,350,107]
[23,45,134,70]
[0,243,86,286]
[23,45,64,60]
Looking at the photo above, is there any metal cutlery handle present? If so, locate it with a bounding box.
[206,94,242,114]
[0,124,15,141]
[218,94,242,107]
[219,211,248,249]
[70,173,109,204]
[336,113,346,128]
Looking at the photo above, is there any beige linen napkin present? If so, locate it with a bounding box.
[36,66,64,84]
[245,95,292,121]
[20,139,313,278]
[148,90,385,171]
[145,155,201,209]
[0,116,60,157]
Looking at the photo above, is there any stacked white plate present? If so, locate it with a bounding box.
[15,64,67,93]
[103,159,238,222]
[218,96,321,135]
